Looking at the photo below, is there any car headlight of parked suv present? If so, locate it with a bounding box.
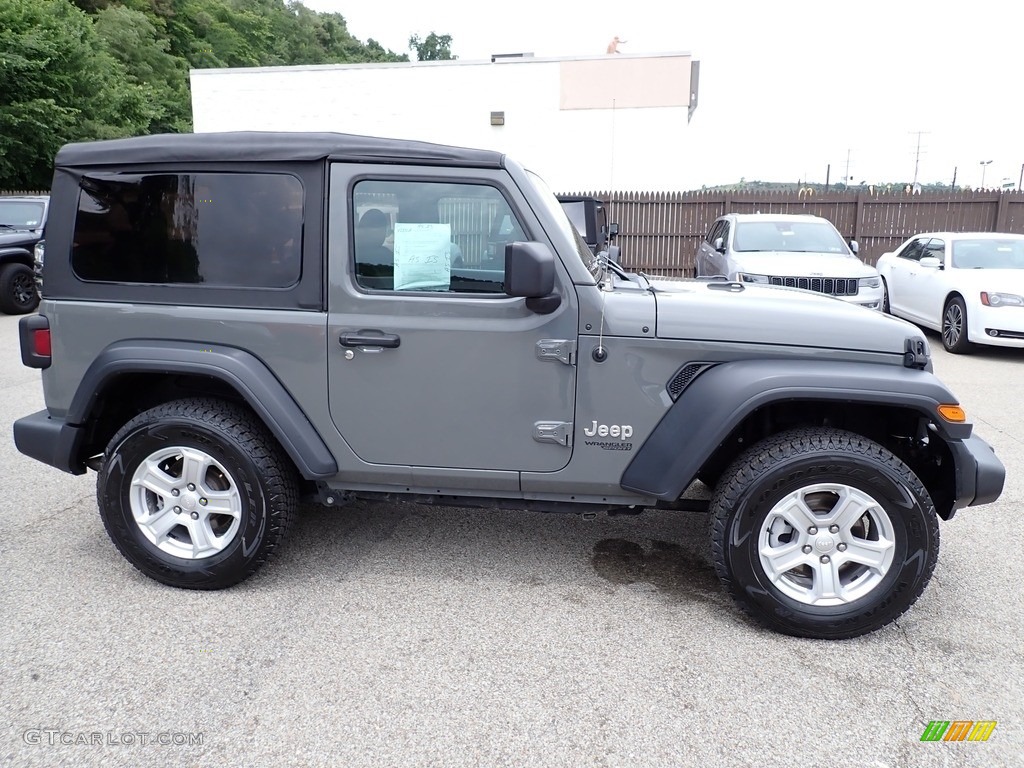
[859,276,881,289]
[736,272,769,283]
[980,291,1024,307]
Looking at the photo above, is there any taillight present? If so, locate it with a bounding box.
[33,329,51,357]
[19,314,51,369]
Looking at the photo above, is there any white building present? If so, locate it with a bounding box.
[189,52,699,192]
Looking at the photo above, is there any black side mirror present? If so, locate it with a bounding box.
[608,222,619,240]
[505,242,560,314]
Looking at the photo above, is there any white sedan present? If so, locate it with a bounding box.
[876,232,1024,353]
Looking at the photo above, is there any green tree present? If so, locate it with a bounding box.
[94,5,192,132]
[0,0,153,189]
[409,32,456,61]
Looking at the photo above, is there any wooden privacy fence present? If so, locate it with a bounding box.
[568,190,1024,277]
[9,188,1024,278]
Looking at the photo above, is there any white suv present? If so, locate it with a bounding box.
[695,213,884,310]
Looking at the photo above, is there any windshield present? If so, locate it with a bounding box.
[0,201,45,229]
[951,238,1024,269]
[525,171,600,277]
[733,220,848,254]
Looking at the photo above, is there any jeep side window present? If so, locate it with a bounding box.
[352,180,523,294]
[71,173,303,288]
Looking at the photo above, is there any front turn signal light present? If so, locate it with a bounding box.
[937,404,966,423]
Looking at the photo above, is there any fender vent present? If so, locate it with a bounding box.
[667,362,714,401]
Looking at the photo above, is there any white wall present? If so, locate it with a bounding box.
[190,54,695,192]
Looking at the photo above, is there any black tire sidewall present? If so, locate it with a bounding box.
[721,452,936,638]
[0,262,39,314]
[99,417,272,587]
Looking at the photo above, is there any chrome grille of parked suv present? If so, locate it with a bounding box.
[769,276,859,296]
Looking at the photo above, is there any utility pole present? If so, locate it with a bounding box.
[910,131,928,188]
[845,149,851,188]
[979,160,992,189]
[951,167,957,190]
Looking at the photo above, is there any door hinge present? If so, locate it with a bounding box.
[536,339,576,365]
[533,421,573,447]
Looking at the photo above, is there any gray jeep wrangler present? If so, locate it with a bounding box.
[13,132,1005,639]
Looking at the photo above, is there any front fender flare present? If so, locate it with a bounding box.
[620,359,968,500]
[69,340,337,479]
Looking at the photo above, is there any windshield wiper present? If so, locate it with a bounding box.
[0,224,17,231]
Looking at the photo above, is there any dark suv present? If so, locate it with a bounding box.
[0,195,47,314]
[13,132,1005,640]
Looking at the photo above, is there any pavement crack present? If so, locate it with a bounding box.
[893,619,927,722]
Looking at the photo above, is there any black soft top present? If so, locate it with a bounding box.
[54,131,506,169]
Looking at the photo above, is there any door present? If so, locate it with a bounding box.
[912,238,948,324]
[699,219,729,277]
[887,237,927,321]
[326,165,578,473]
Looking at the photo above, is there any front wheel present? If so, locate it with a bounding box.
[710,428,939,639]
[97,398,299,589]
[942,296,973,354]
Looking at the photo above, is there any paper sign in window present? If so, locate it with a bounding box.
[393,222,452,291]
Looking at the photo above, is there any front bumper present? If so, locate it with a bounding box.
[968,304,1024,346]
[13,410,87,475]
[950,434,1005,515]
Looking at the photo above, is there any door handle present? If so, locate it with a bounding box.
[339,330,401,348]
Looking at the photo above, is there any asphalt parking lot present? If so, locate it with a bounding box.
[1,311,1021,768]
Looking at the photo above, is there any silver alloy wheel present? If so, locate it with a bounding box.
[758,483,896,606]
[129,446,243,559]
[943,302,964,348]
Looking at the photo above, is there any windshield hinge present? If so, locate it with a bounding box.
[904,337,929,369]
[536,339,576,365]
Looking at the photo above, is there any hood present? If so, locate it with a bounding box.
[649,278,921,355]
[731,251,875,278]
[0,228,42,246]
[949,268,1024,292]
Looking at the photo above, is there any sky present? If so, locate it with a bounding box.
[301,0,1023,190]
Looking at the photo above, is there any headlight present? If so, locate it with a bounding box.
[736,272,769,283]
[33,239,44,267]
[981,291,1024,307]
[859,276,881,288]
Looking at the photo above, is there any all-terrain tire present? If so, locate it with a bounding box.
[97,398,299,589]
[709,427,939,639]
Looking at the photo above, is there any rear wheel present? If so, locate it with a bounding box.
[942,296,973,354]
[881,277,891,314]
[710,427,938,639]
[97,398,298,589]
[0,262,40,314]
